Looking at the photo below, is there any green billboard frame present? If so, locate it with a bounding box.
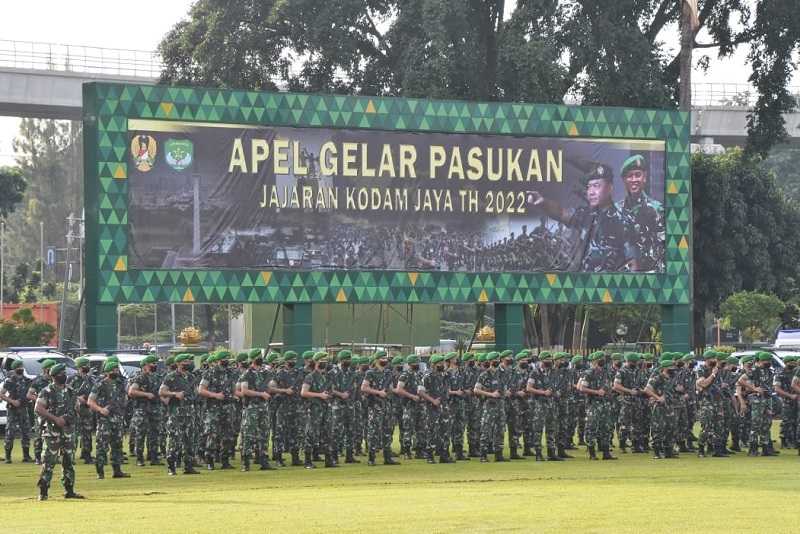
[83,82,692,351]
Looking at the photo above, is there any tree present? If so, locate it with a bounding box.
[719,291,784,344]
[0,166,26,219]
[0,307,56,348]
[691,149,800,343]
[159,0,800,153]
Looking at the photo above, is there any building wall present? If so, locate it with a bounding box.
[244,303,440,349]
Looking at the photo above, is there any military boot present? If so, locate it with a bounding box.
[136,454,146,467]
[588,445,598,460]
[241,455,251,472]
[259,454,275,471]
[304,449,316,469]
[34,452,41,465]
[494,450,508,462]
[81,452,94,465]
[206,455,215,471]
[557,446,573,459]
[312,447,323,462]
[766,441,780,455]
[63,483,85,500]
[546,446,563,461]
[220,456,234,470]
[291,449,303,467]
[712,443,729,457]
[602,447,618,460]
[183,459,200,475]
[21,447,33,463]
[652,447,663,459]
[275,454,287,468]
[96,464,105,479]
[385,450,401,465]
[509,447,524,460]
[149,450,163,466]
[664,448,679,459]
[3,449,11,464]
[697,444,706,458]
[415,449,427,460]
[534,447,545,461]
[367,450,377,466]
[468,445,481,458]
[762,444,778,457]
[480,453,489,463]
[678,441,690,453]
[346,449,360,463]
[455,447,469,461]
[167,457,177,476]
[37,480,48,501]
[747,443,759,457]
[522,446,534,457]
[112,464,130,478]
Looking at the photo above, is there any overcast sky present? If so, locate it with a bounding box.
[0,0,765,165]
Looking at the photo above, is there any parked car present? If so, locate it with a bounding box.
[0,368,6,433]
[0,347,77,380]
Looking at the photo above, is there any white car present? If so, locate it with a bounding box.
[0,368,7,432]
[0,348,77,380]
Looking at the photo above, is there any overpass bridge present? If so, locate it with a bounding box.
[1,39,799,145]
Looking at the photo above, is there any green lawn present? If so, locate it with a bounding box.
[0,433,796,534]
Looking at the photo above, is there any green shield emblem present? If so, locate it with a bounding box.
[165,139,194,171]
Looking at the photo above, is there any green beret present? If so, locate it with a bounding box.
[725,355,739,365]
[282,350,298,362]
[485,351,500,362]
[248,348,263,359]
[337,350,352,361]
[165,355,176,366]
[682,353,694,362]
[741,355,755,364]
[659,360,673,369]
[235,352,249,363]
[611,353,623,362]
[175,354,192,363]
[756,352,772,362]
[41,359,56,370]
[103,360,119,373]
[313,351,329,362]
[514,352,529,361]
[580,162,613,187]
[539,351,551,360]
[374,350,387,358]
[571,355,584,365]
[461,352,474,362]
[391,355,405,366]
[266,352,280,364]
[50,363,66,376]
[74,357,90,368]
[499,350,514,359]
[301,350,315,361]
[429,354,444,364]
[141,355,158,366]
[215,350,231,360]
[621,154,647,176]
[474,353,485,362]
[642,353,654,361]
[106,355,119,363]
[405,355,419,365]
[551,352,565,361]
[199,354,209,363]
[624,352,639,362]
[702,350,717,360]
[10,360,24,370]
[589,351,605,361]
[784,355,797,363]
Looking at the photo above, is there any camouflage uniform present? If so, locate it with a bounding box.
[67,370,95,462]
[397,365,424,458]
[462,361,481,456]
[696,366,726,455]
[303,368,335,464]
[720,364,741,450]
[566,203,638,272]
[2,371,32,461]
[476,367,503,459]
[239,365,273,468]
[552,362,573,456]
[331,362,360,460]
[200,363,236,467]
[129,369,162,464]
[582,365,616,458]
[527,364,559,457]
[617,192,664,271]
[775,366,798,448]
[447,365,467,458]
[90,375,128,475]
[508,364,530,455]
[362,364,395,463]
[28,374,51,463]
[421,366,451,461]
[745,365,775,452]
[647,370,676,457]
[615,362,643,451]
[162,368,196,472]
[36,381,77,494]
[274,363,304,463]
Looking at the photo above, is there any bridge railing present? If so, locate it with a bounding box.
[692,82,800,108]
[0,39,163,79]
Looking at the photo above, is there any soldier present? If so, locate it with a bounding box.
[695,351,726,457]
[87,360,130,480]
[300,351,316,460]
[461,353,481,457]
[613,353,644,453]
[270,351,303,467]
[509,352,531,458]
[302,352,337,469]
[159,353,200,475]
[68,358,95,464]
[720,354,741,453]
[1,360,33,463]
[34,364,84,501]
[565,355,586,450]
[552,352,573,459]
[474,352,505,463]
[446,352,468,460]
[199,351,236,470]
[616,154,665,271]
[527,163,640,272]
[681,353,699,451]
[27,358,56,465]
[265,351,282,462]
[391,355,406,449]
[232,352,250,457]
[774,355,798,449]
[738,351,777,456]
[127,355,162,466]
[645,359,678,459]
[526,352,560,461]
[671,354,691,453]
[353,356,370,455]
[238,349,275,471]
[361,352,400,466]
[331,350,360,463]
[578,352,617,460]
[396,354,423,460]
[791,359,800,455]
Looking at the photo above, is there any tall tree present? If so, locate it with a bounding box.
[0,166,26,219]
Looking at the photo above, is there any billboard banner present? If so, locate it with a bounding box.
[128,120,665,274]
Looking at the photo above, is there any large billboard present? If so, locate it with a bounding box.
[128,121,665,274]
[84,83,691,307]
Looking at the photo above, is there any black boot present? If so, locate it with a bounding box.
[558,446,573,459]
[82,452,94,465]
[21,447,33,463]
[534,448,545,461]
[259,454,275,471]
[588,445,598,460]
[276,454,286,468]
[712,443,728,458]
[96,464,105,480]
[509,447,524,460]
[368,450,377,466]
[762,444,778,457]
[313,447,323,462]
[167,456,177,476]
[34,452,41,465]
[678,441,690,453]
[602,447,618,460]
[37,480,48,501]
[455,448,469,461]
[3,449,11,464]
[385,450,401,465]
[149,451,163,466]
[136,454,145,467]
[112,464,130,478]
[241,455,251,472]
[291,449,303,467]
[426,451,436,464]
[304,449,316,469]
[747,443,759,457]
[522,447,534,457]
[652,447,663,460]
[220,456,234,470]
[63,483,85,500]
[468,446,481,458]
[480,452,489,463]
[547,446,563,461]
[494,450,508,462]
[346,448,360,464]
[206,455,215,471]
[184,459,200,474]
[767,441,780,455]
[697,444,705,458]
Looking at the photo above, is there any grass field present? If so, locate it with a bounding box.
[0,432,797,534]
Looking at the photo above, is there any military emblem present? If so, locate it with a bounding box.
[131,134,157,172]
[165,138,194,171]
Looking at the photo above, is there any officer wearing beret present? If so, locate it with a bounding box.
[774,355,798,449]
[127,355,162,467]
[461,352,482,457]
[34,363,84,501]
[68,357,96,465]
[474,352,505,463]
[527,162,640,272]
[396,355,424,460]
[579,352,617,460]
[330,350,361,464]
[645,359,677,459]
[616,154,665,272]
[28,358,56,465]
[237,350,275,472]
[1,359,34,464]
[159,354,200,475]
[88,360,130,480]
[737,352,777,456]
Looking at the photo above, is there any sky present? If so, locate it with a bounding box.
[0,0,764,165]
